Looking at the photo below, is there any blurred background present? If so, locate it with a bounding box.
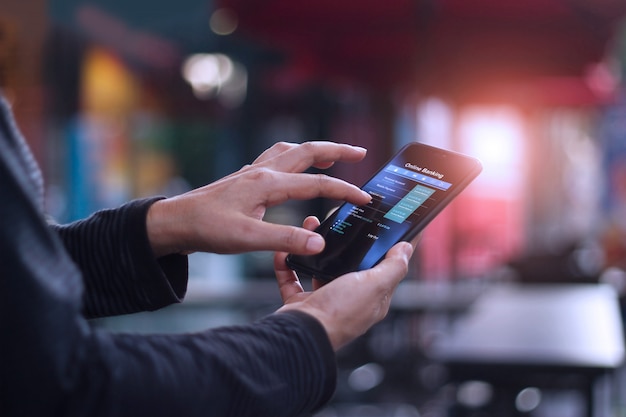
[4,1,626,416]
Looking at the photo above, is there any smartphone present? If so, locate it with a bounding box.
[285,142,482,282]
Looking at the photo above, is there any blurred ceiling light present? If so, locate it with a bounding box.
[181,53,247,106]
[209,8,238,35]
[183,53,232,94]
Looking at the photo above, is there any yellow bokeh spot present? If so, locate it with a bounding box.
[81,47,138,116]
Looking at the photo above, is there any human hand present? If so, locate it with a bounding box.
[274,216,416,351]
[146,141,371,257]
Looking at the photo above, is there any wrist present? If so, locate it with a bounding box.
[146,198,186,257]
[278,304,347,351]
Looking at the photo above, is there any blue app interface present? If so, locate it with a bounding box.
[314,160,453,275]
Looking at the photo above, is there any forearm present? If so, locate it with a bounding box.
[92,311,336,417]
[4,310,336,417]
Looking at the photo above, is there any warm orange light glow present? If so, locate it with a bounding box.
[459,106,525,195]
[417,104,528,280]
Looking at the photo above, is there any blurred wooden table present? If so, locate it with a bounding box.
[429,283,625,417]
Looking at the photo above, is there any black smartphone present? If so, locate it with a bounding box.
[285,142,482,282]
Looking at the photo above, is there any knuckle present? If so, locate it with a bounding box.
[272,141,295,153]
[313,173,330,188]
[283,227,302,248]
[246,167,274,182]
[299,141,319,163]
[299,141,315,152]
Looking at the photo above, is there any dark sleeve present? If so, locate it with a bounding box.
[50,198,189,318]
[5,306,337,417]
[90,311,337,417]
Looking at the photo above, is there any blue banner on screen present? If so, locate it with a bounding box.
[384,184,436,224]
[384,164,451,190]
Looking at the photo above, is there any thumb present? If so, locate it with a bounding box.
[364,241,413,286]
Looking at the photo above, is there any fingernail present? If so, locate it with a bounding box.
[306,235,325,252]
[353,146,367,153]
[401,242,414,258]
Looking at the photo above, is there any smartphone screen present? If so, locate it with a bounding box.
[285,142,482,282]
